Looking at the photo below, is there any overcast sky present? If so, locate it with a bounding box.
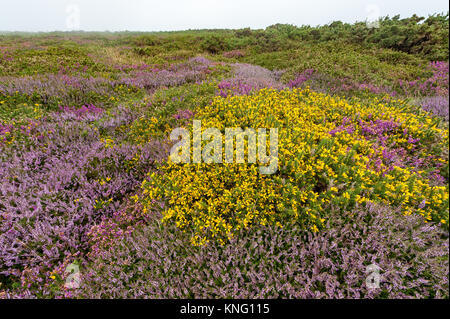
[0,0,448,32]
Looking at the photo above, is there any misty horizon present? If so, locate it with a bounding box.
[0,0,448,32]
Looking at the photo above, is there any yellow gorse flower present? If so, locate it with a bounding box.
[140,88,449,245]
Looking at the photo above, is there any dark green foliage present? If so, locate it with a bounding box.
[201,35,228,54]
[231,13,449,59]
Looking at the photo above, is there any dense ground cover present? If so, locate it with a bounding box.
[0,13,449,298]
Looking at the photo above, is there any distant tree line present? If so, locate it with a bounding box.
[196,13,449,60]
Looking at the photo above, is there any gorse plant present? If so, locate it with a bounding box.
[140,88,449,245]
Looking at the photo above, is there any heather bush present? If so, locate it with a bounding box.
[77,203,449,299]
[288,69,397,97]
[217,63,284,97]
[117,57,214,90]
[0,108,168,295]
[0,74,121,110]
[397,61,449,96]
[419,96,450,121]
[0,57,216,110]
